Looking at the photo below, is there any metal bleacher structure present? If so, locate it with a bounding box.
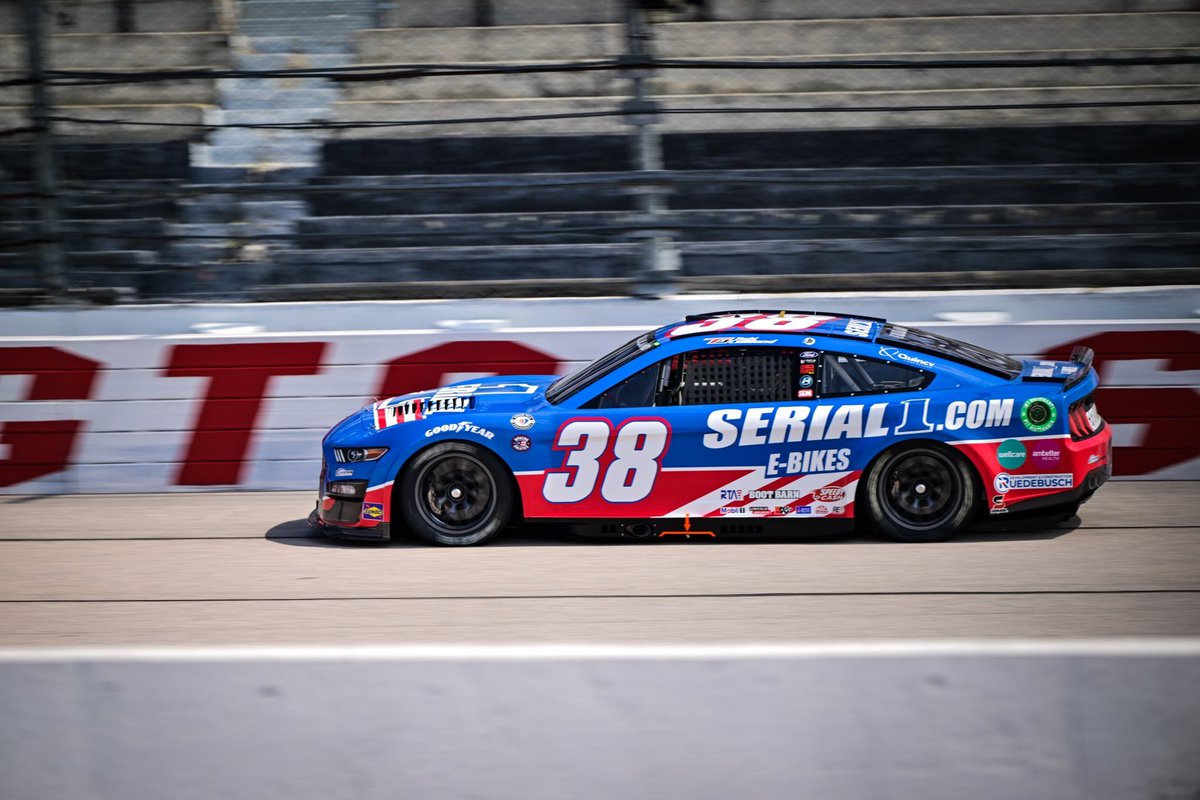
[0,0,1197,303]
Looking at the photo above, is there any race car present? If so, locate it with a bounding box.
[310,310,1112,545]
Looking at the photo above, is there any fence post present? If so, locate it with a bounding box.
[623,1,680,297]
[21,0,67,299]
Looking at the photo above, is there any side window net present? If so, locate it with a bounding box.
[678,348,795,405]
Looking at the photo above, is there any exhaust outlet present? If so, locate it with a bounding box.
[623,522,655,538]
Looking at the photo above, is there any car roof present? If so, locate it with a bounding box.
[654,310,886,346]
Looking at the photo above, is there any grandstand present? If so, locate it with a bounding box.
[0,0,1197,302]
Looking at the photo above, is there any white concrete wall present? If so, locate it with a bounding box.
[1,642,1198,800]
[1,289,1197,492]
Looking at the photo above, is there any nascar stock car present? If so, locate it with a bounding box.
[311,310,1112,545]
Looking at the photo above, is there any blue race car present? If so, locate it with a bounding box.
[310,311,1112,545]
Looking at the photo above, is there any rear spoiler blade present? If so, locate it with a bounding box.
[1020,345,1095,389]
[1065,345,1094,389]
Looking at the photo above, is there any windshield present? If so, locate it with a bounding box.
[879,323,1022,378]
[546,332,659,404]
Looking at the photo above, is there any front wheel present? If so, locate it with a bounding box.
[398,443,513,546]
[863,445,977,542]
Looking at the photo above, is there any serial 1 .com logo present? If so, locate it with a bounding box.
[994,472,1073,494]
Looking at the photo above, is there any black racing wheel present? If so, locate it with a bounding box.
[863,445,977,542]
[398,443,513,546]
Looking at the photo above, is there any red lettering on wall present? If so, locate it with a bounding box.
[375,341,561,399]
[1043,330,1200,476]
[165,342,326,485]
[0,347,100,487]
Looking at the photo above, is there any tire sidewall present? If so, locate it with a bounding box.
[398,442,513,546]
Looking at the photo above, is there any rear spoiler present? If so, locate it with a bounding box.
[1020,345,1094,389]
[1065,345,1094,389]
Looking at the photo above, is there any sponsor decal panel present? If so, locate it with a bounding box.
[994,472,1073,494]
[511,413,536,431]
[702,398,1014,450]
[996,439,1027,469]
[1030,444,1062,469]
[1021,397,1057,433]
[511,435,532,452]
[704,336,778,345]
[334,467,354,478]
[361,502,385,520]
[425,421,495,440]
[813,486,846,502]
[877,347,935,369]
[766,448,851,477]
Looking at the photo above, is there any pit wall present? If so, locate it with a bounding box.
[1,643,1198,800]
[1,292,1197,493]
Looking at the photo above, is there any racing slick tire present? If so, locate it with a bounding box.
[863,444,977,543]
[398,442,513,546]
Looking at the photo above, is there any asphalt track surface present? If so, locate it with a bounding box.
[0,482,1197,646]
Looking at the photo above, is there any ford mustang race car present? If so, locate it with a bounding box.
[310,311,1112,545]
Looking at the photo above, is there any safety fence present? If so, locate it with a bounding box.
[1,0,1199,301]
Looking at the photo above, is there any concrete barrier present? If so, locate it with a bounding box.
[1,641,1198,800]
[0,290,1196,492]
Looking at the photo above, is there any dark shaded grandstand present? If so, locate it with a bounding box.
[1,0,1198,303]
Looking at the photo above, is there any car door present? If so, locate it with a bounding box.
[558,343,812,519]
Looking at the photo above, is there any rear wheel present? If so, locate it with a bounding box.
[399,443,512,546]
[864,445,977,542]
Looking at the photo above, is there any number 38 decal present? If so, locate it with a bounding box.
[543,418,672,504]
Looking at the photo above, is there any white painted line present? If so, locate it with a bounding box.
[1,639,1198,663]
[950,434,1068,446]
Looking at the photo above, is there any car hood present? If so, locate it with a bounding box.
[370,375,557,430]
